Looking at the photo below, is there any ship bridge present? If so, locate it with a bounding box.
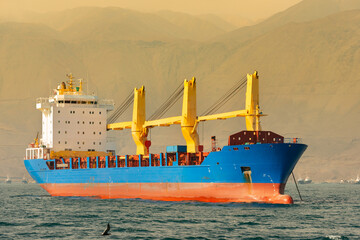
[36,74,114,111]
[107,71,265,155]
[34,73,115,156]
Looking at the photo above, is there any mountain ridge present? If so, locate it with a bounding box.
[0,2,359,181]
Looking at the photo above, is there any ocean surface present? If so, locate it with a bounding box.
[0,183,359,240]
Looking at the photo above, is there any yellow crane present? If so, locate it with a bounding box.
[107,71,264,154]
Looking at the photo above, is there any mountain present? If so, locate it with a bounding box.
[215,0,360,45]
[26,7,230,42]
[0,2,359,181]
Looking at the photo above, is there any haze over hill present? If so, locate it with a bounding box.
[0,0,359,182]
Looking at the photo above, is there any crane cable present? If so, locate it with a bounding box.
[148,82,184,121]
[201,75,247,116]
[107,90,134,124]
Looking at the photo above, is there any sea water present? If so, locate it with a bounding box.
[0,183,359,239]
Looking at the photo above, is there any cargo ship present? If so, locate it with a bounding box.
[24,72,307,204]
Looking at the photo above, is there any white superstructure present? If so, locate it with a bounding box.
[26,74,114,159]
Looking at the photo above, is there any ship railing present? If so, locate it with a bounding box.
[36,97,50,104]
[36,98,51,109]
[51,151,210,170]
[98,99,115,106]
[25,147,50,160]
[284,138,303,143]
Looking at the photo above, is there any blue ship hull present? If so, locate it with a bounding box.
[24,143,307,204]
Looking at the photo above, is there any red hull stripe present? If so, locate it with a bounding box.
[40,183,293,204]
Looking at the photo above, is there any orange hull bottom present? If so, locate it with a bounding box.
[40,182,293,204]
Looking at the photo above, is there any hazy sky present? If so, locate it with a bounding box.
[1,0,302,21]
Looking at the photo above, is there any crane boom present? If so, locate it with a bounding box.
[107,71,263,154]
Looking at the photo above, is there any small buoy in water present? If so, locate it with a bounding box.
[102,223,111,236]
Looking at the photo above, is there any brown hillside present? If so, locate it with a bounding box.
[0,5,359,181]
